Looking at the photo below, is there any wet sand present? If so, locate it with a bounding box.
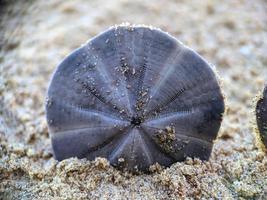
[0,0,267,199]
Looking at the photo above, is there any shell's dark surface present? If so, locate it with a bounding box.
[256,85,267,148]
[46,25,225,172]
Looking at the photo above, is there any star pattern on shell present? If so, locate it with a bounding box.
[45,25,225,172]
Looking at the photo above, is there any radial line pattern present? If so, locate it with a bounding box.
[46,25,225,172]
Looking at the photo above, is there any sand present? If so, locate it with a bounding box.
[0,0,267,199]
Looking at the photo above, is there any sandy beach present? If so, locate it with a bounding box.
[0,0,267,199]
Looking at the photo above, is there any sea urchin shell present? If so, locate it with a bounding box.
[256,85,267,149]
[45,25,225,172]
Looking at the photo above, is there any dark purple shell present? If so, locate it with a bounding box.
[46,25,225,172]
[256,85,267,148]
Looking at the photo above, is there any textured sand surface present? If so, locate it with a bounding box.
[0,0,267,199]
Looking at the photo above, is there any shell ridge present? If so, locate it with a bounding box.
[108,127,135,162]
[141,45,184,114]
[129,128,155,168]
[139,127,176,166]
[136,130,155,166]
[144,67,221,118]
[140,127,178,161]
[145,108,194,122]
[75,77,130,120]
[46,98,130,134]
[144,51,214,116]
[149,82,221,118]
[143,125,213,145]
[84,41,132,118]
[114,27,136,115]
[51,125,127,159]
[85,127,129,155]
[64,101,131,122]
[133,28,149,114]
[54,125,126,136]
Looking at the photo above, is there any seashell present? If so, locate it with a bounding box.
[256,85,267,149]
[45,25,225,172]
